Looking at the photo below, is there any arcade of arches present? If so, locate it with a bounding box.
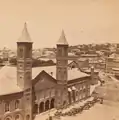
[68,86,90,104]
[33,86,89,114]
[4,114,23,120]
[34,98,55,114]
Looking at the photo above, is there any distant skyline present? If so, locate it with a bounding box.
[0,0,119,49]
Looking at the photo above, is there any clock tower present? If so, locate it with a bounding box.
[17,23,33,120]
[56,30,69,108]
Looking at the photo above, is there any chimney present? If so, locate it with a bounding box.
[50,72,53,76]
[91,66,94,84]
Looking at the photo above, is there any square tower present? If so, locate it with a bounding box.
[17,23,33,120]
[56,30,69,108]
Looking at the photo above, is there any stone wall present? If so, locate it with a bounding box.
[0,92,24,120]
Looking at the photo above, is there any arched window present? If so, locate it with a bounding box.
[39,102,44,113]
[26,72,31,80]
[26,46,31,58]
[45,100,50,111]
[19,48,23,58]
[5,102,10,112]
[15,100,20,109]
[15,114,22,120]
[15,115,19,120]
[50,98,55,109]
[5,117,11,120]
[57,48,62,57]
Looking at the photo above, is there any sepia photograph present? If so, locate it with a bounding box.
[0,0,119,120]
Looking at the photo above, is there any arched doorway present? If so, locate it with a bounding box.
[34,104,38,114]
[26,115,30,120]
[15,114,22,120]
[39,102,44,113]
[45,100,49,111]
[50,98,55,109]
[5,116,12,120]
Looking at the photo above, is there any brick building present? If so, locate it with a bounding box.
[0,23,92,120]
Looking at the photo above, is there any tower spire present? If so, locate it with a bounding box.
[17,22,33,120]
[56,29,69,108]
[57,30,68,45]
[17,22,32,43]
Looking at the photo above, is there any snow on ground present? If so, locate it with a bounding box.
[61,97,94,113]
[61,102,119,120]
[35,101,119,120]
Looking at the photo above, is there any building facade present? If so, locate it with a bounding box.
[106,57,119,74]
[106,44,119,75]
[0,24,92,120]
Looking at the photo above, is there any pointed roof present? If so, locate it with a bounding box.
[57,30,68,45]
[17,22,32,43]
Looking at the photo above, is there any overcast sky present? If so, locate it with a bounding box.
[0,0,118,49]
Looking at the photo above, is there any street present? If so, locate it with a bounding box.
[35,100,119,120]
[61,102,119,120]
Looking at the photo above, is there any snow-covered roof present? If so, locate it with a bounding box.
[81,54,98,57]
[68,53,77,57]
[0,66,22,96]
[78,58,88,61]
[83,68,99,73]
[112,68,119,71]
[0,65,90,96]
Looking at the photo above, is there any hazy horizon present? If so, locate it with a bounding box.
[0,0,119,49]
